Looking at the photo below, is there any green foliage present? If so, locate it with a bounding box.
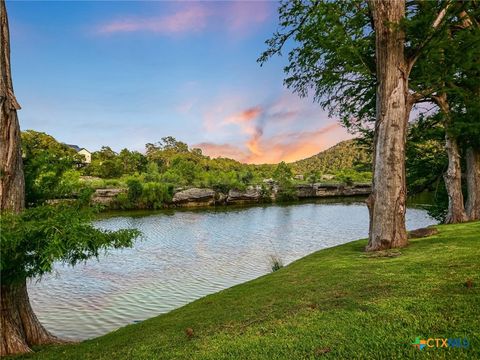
[200,171,244,194]
[139,182,173,209]
[0,204,140,285]
[169,156,200,185]
[118,148,148,175]
[273,161,292,181]
[259,1,376,132]
[292,140,371,175]
[334,169,369,186]
[305,170,320,185]
[144,162,162,182]
[273,162,297,201]
[406,116,448,194]
[126,179,143,203]
[427,181,449,224]
[21,130,81,206]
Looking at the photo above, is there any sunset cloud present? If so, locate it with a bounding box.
[224,106,263,155]
[95,2,272,36]
[196,122,350,164]
[194,88,354,164]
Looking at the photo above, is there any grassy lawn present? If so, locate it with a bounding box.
[18,222,480,359]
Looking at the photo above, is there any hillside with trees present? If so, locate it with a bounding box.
[291,139,371,175]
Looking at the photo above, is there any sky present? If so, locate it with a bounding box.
[8,0,351,164]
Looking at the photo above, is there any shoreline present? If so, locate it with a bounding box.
[20,221,480,359]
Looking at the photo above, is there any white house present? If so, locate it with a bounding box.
[77,148,92,164]
[67,144,92,164]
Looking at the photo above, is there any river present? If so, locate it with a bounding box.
[28,199,436,340]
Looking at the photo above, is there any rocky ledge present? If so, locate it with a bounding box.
[92,183,371,208]
[92,188,126,205]
[226,188,263,204]
[171,188,216,207]
[172,183,371,207]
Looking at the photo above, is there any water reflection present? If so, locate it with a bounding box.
[29,200,436,340]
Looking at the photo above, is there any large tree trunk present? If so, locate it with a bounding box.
[435,94,468,224]
[0,0,24,212]
[1,1,60,355]
[366,0,409,251]
[466,146,480,220]
[1,281,61,355]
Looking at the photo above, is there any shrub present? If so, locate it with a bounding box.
[139,182,173,209]
[114,192,132,210]
[269,255,284,272]
[126,179,143,203]
[203,171,244,193]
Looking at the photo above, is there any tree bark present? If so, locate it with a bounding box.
[466,146,480,220]
[1,281,61,355]
[0,0,24,212]
[366,0,409,251]
[443,131,468,223]
[1,1,60,355]
[435,94,469,224]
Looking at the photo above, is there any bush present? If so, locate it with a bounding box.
[335,169,372,185]
[114,192,132,210]
[202,171,244,194]
[276,185,298,202]
[139,182,173,209]
[126,179,143,203]
[269,255,284,272]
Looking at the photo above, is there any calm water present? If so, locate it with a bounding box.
[29,200,436,340]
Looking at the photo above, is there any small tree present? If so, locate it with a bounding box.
[0,204,140,355]
[0,2,139,354]
[273,162,297,201]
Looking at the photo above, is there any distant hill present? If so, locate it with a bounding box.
[291,139,371,174]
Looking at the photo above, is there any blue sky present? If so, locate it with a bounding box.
[8,0,350,163]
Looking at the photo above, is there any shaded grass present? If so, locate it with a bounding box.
[17,222,480,359]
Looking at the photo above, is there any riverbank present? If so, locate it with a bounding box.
[91,182,372,210]
[17,221,479,359]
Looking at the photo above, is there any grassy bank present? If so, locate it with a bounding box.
[19,222,480,359]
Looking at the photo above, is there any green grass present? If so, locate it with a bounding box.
[20,222,480,359]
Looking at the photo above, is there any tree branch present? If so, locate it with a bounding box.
[258,1,320,64]
[407,1,452,75]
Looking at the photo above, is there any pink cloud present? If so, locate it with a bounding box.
[225,106,262,125]
[224,106,263,155]
[95,2,272,36]
[97,6,210,35]
[224,1,271,35]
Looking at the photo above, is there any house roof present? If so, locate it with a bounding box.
[66,144,81,152]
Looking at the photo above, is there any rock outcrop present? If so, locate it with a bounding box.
[91,188,125,205]
[92,182,372,209]
[171,188,216,206]
[226,188,262,204]
[297,183,371,198]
